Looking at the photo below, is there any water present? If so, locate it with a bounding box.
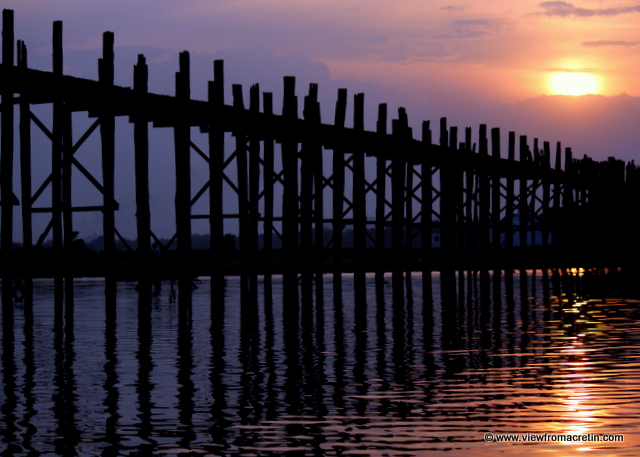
[1,271,639,456]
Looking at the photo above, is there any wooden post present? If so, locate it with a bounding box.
[421,120,432,272]
[464,126,473,248]
[353,93,366,274]
[375,104,387,271]
[262,92,274,276]
[232,85,249,273]
[505,132,515,249]
[391,114,406,274]
[51,21,63,259]
[1,9,13,260]
[491,128,501,248]
[542,141,551,248]
[332,88,347,274]
[519,135,528,248]
[439,118,454,254]
[479,124,490,249]
[209,60,225,282]
[248,84,260,274]
[18,40,32,254]
[281,76,298,279]
[300,85,315,277]
[62,101,73,256]
[174,51,192,276]
[99,31,116,266]
[134,54,151,285]
[310,88,323,275]
[563,147,573,210]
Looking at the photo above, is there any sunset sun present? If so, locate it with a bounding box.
[551,72,598,96]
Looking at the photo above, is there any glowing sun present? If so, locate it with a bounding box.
[551,72,598,96]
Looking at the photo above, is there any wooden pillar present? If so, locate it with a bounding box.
[542,141,551,247]
[439,118,454,253]
[281,76,298,278]
[310,88,323,274]
[450,126,462,251]
[134,54,151,284]
[505,132,515,249]
[519,135,528,248]
[174,51,192,276]
[375,104,387,270]
[99,31,116,266]
[62,101,73,255]
[51,21,63,258]
[248,84,260,274]
[563,147,573,210]
[262,92,274,276]
[491,128,501,248]
[300,85,315,277]
[464,127,473,248]
[209,60,225,281]
[332,88,347,274]
[478,124,490,249]
[232,85,249,272]
[1,9,14,259]
[391,113,407,273]
[421,120,432,271]
[18,40,32,254]
[353,93,366,274]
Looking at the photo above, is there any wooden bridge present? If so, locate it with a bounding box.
[0,9,637,286]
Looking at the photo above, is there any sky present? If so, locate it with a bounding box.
[2,1,640,241]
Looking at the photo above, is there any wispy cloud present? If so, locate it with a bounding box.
[582,40,640,46]
[538,1,640,17]
[442,6,465,12]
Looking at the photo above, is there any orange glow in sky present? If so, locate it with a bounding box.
[551,73,598,96]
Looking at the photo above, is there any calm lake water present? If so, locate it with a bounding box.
[1,270,639,456]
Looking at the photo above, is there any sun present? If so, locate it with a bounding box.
[551,72,598,96]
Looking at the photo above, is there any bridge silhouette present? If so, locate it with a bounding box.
[1,9,638,287]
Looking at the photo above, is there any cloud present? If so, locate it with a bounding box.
[538,1,640,17]
[432,19,499,40]
[441,6,465,12]
[582,40,640,47]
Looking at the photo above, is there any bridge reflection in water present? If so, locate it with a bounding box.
[1,271,639,456]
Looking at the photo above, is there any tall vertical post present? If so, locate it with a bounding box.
[505,132,515,249]
[353,93,366,275]
[209,60,225,282]
[374,104,387,271]
[464,127,473,248]
[563,147,574,210]
[300,85,315,278]
[332,88,347,274]
[542,141,551,247]
[519,135,528,248]
[439,118,454,254]
[1,9,14,261]
[490,128,501,249]
[281,76,298,280]
[62,101,73,255]
[173,51,192,282]
[99,31,116,268]
[232,85,249,273]
[134,54,151,287]
[479,124,490,249]
[18,40,32,255]
[262,92,274,277]
[51,21,63,260]
[421,120,432,272]
[310,88,323,275]
[248,84,261,276]
[391,114,406,275]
